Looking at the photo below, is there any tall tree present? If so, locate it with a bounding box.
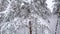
[54,0,60,34]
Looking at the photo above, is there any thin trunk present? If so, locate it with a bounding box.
[35,18,37,34]
[42,25,43,34]
[55,20,58,34]
[35,27,37,34]
[29,21,32,34]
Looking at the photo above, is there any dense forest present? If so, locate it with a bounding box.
[0,0,60,34]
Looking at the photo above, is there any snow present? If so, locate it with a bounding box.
[23,0,32,4]
[44,30,49,34]
[38,18,49,27]
[48,15,57,34]
[0,0,14,16]
[21,3,24,7]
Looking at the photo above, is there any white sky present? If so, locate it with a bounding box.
[46,0,55,12]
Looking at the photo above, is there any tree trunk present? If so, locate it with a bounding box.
[55,20,58,34]
[29,21,32,34]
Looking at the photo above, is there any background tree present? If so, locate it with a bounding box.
[53,0,60,34]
